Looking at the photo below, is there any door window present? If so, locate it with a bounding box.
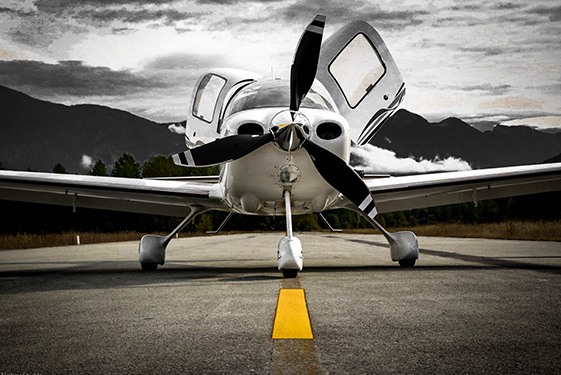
[192,74,226,123]
[328,33,386,108]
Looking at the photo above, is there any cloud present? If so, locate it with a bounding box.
[276,1,429,29]
[1,7,85,48]
[460,84,511,95]
[529,4,561,22]
[142,52,228,71]
[478,96,545,111]
[351,144,472,175]
[196,0,282,4]
[1,0,203,47]
[491,2,525,11]
[76,7,202,26]
[81,154,94,169]
[0,59,171,96]
[500,116,561,132]
[458,46,504,57]
[463,114,511,124]
[34,0,179,16]
[167,123,186,134]
[0,5,34,17]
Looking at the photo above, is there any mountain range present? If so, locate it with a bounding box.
[372,110,561,169]
[0,85,184,173]
[1,84,560,173]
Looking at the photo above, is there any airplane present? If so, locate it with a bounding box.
[1,15,560,278]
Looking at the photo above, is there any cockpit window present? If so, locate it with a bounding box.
[223,80,335,118]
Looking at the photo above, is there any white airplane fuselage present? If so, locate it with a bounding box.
[218,106,351,216]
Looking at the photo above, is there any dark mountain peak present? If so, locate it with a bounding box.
[437,117,479,131]
[392,109,430,125]
[0,84,33,99]
[434,117,484,140]
[0,84,184,173]
[0,84,63,110]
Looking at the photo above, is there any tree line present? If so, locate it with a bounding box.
[51,153,220,178]
[1,153,559,235]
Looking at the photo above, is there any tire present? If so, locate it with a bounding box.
[282,269,299,278]
[398,259,416,268]
[141,263,158,271]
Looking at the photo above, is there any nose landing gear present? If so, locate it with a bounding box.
[277,190,303,278]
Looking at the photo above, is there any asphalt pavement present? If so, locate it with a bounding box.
[1,232,560,374]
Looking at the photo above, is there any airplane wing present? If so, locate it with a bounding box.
[351,163,561,214]
[0,171,226,217]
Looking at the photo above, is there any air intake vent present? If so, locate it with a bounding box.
[237,123,264,135]
[316,122,342,140]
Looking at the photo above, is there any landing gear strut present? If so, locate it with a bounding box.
[138,206,206,270]
[277,189,303,278]
[360,212,419,267]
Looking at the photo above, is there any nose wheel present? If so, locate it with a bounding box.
[282,269,299,278]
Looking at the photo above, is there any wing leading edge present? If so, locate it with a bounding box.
[351,163,561,214]
[0,171,226,217]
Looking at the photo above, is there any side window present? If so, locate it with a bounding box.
[192,74,227,123]
[328,33,386,108]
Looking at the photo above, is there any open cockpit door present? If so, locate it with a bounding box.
[185,69,261,147]
[316,21,405,145]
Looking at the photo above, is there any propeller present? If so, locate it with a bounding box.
[173,14,378,220]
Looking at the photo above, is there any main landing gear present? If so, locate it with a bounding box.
[138,206,206,271]
[360,212,419,267]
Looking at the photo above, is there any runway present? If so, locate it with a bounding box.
[1,232,560,374]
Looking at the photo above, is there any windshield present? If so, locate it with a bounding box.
[224,79,335,118]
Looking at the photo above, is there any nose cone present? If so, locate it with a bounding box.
[271,110,310,152]
[274,124,307,151]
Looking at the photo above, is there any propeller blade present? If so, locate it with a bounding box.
[290,14,326,112]
[302,141,378,219]
[173,133,274,167]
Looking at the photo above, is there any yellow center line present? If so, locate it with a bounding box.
[271,277,321,374]
[272,288,314,339]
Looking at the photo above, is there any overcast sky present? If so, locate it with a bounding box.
[1,0,560,126]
